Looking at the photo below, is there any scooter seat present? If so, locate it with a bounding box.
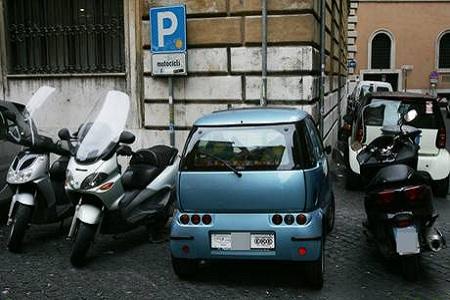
[130,145,178,169]
[367,164,415,189]
[121,165,160,190]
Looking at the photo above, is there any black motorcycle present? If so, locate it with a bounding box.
[357,108,445,281]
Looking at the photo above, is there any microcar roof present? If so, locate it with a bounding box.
[194,107,309,127]
[367,92,436,101]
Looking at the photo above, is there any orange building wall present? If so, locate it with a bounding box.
[355,2,450,91]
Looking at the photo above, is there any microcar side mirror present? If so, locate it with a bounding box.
[58,128,71,141]
[403,109,418,123]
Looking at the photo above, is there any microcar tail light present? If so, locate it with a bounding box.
[298,247,307,256]
[191,214,200,225]
[296,214,307,225]
[202,214,212,225]
[404,185,424,203]
[284,215,294,225]
[180,214,190,225]
[272,214,283,225]
[377,189,395,205]
[182,245,190,254]
[436,127,446,149]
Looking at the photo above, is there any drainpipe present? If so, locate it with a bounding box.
[260,0,267,106]
[319,0,326,139]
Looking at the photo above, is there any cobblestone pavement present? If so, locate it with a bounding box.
[0,174,449,300]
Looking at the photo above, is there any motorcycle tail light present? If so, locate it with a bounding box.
[99,182,114,191]
[404,185,424,203]
[272,214,283,225]
[191,214,200,225]
[393,214,413,228]
[180,214,190,225]
[377,189,395,205]
[202,214,212,225]
[436,127,446,149]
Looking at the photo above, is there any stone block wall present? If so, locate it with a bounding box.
[141,0,348,150]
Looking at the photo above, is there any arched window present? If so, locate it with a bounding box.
[371,32,392,69]
[438,32,450,69]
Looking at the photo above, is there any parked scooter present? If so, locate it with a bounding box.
[0,86,74,252]
[357,106,446,280]
[63,90,179,267]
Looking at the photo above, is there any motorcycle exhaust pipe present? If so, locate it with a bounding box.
[425,227,445,252]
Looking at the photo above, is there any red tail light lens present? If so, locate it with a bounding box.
[191,214,200,225]
[404,185,424,203]
[296,214,307,225]
[297,247,307,256]
[377,189,395,205]
[202,214,212,225]
[180,214,190,225]
[272,214,283,225]
[284,214,294,225]
[393,214,413,228]
[436,127,446,149]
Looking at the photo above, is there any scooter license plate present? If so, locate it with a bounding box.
[394,226,420,255]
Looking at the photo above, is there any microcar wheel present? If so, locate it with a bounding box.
[401,254,419,281]
[70,222,97,267]
[326,197,335,234]
[306,239,324,289]
[7,203,33,253]
[432,176,449,197]
[171,255,198,279]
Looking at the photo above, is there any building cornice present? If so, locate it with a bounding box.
[355,0,450,2]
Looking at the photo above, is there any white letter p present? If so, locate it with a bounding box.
[157,12,178,48]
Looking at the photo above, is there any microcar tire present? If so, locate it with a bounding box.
[171,255,198,279]
[326,197,335,235]
[306,239,324,289]
[345,170,361,191]
[7,203,32,253]
[70,222,97,267]
[432,176,449,197]
[401,254,419,281]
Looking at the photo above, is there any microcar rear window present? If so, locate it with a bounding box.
[181,124,311,172]
[364,98,443,129]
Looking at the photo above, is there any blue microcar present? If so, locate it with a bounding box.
[170,108,335,288]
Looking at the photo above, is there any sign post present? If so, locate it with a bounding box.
[150,5,187,146]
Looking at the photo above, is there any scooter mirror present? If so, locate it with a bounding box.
[119,131,136,144]
[403,109,418,123]
[58,128,71,141]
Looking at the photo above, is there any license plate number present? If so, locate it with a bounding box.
[251,233,275,250]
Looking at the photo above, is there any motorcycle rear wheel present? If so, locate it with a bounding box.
[401,254,419,281]
[7,203,33,253]
[70,222,97,267]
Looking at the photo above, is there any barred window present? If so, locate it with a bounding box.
[438,32,450,69]
[371,33,391,69]
[6,0,125,74]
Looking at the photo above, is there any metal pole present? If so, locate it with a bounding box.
[260,0,267,106]
[319,0,325,139]
[168,77,175,147]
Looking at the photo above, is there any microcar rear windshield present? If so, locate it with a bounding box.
[364,98,443,129]
[181,123,314,172]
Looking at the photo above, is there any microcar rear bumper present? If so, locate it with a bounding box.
[169,209,324,262]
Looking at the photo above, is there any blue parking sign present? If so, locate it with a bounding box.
[150,5,186,53]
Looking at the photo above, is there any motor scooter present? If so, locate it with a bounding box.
[63,90,179,267]
[0,86,74,252]
[357,107,445,280]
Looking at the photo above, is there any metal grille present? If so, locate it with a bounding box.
[6,0,125,74]
[371,33,391,69]
[439,33,450,69]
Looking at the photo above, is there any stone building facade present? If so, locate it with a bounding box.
[347,0,450,97]
[0,0,349,152]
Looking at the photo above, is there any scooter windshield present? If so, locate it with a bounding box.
[0,86,56,146]
[75,91,130,163]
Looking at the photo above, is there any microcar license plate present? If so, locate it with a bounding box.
[394,227,420,255]
[250,233,275,250]
[211,233,275,250]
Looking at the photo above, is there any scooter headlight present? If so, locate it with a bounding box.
[65,169,75,188]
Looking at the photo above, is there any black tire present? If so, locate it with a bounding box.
[306,239,324,289]
[326,197,335,234]
[345,170,361,191]
[70,222,97,267]
[171,255,198,279]
[401,255,419,281]
[433,176,449,197]
[7,203,33,253]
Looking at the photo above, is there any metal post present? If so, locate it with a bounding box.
[319,0,326,139]
[168,77,175,147]
[260,0,267,106]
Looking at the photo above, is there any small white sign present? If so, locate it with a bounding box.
[152,53,187,76]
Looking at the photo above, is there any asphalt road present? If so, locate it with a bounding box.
[0,111,449,299]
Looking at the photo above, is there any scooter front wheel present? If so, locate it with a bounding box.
[70,222,97,267]
[7,203,33,253]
